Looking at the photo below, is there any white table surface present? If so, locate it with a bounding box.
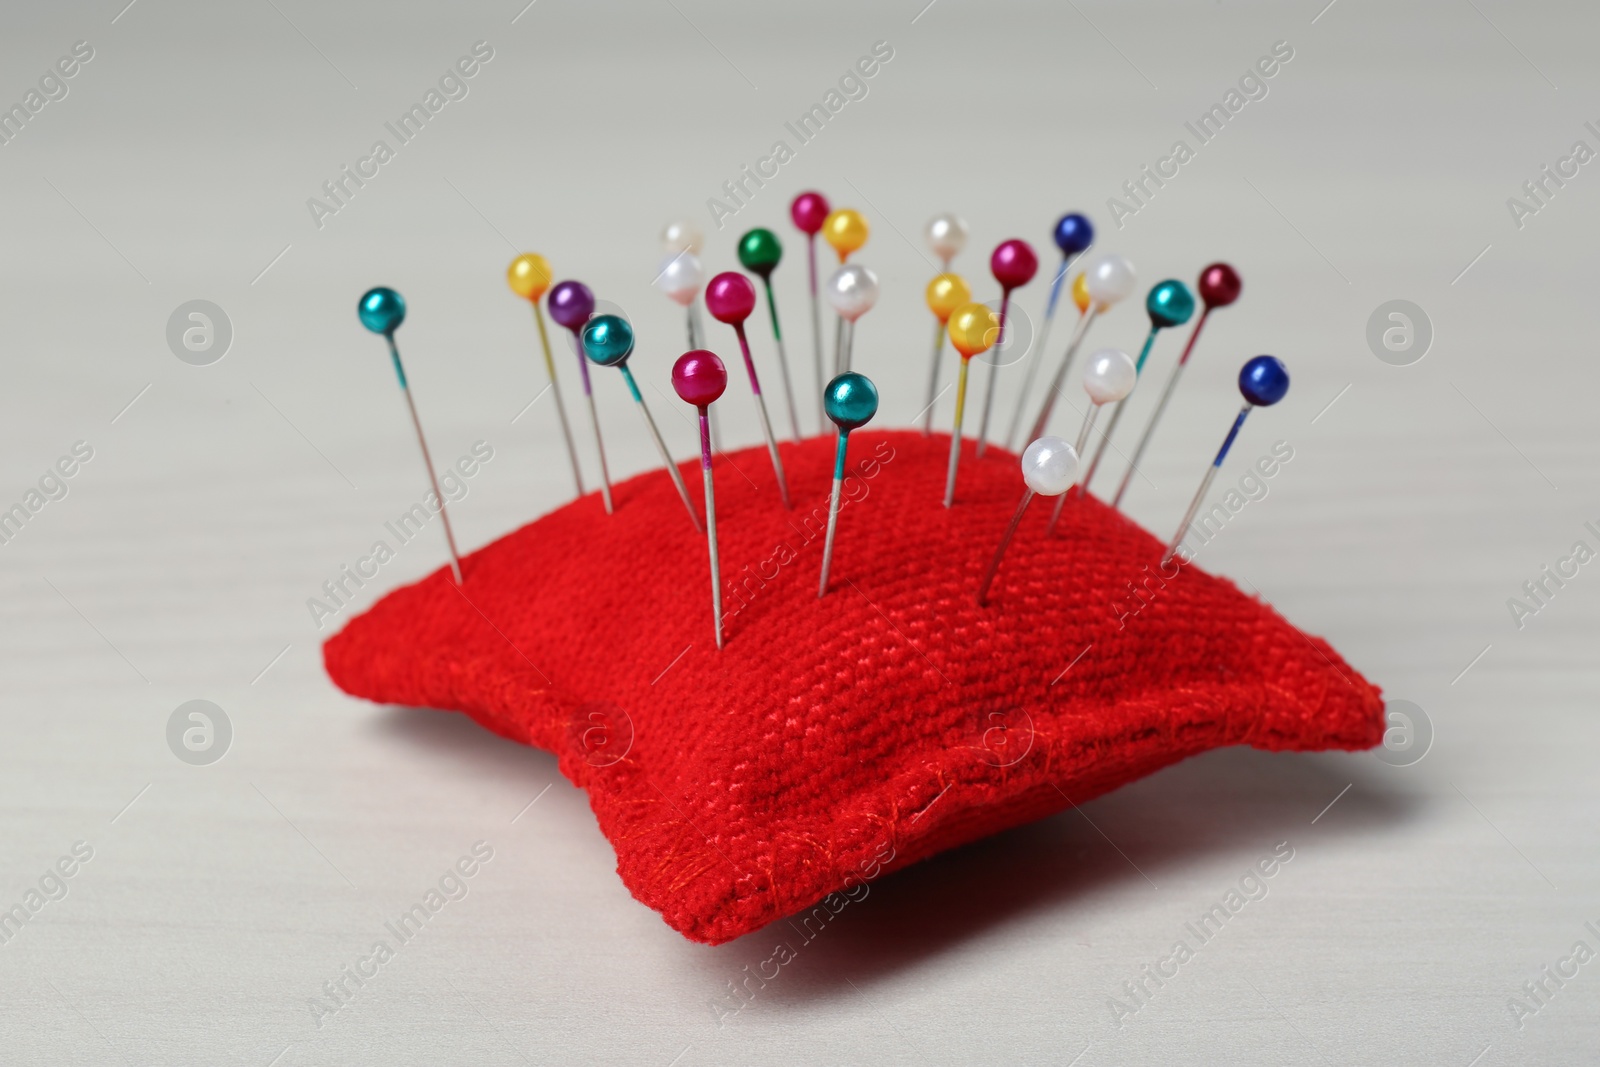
[2,1,1597,1063]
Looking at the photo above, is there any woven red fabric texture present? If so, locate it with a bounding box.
[324,429,1382,944]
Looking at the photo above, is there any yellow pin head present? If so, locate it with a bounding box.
[822,208,868,261]
[1072,271,1091,314]
[948,302,1000,359]
[507,253,553,301]
[926,273,971,324]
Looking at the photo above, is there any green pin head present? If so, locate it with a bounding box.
[737,228,783,279]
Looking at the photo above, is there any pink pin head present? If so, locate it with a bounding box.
[1198,262,1242,309]
[704,272,757,325]
[991,239,1039,290]
[672,350,727,407]
[790,191,830,235]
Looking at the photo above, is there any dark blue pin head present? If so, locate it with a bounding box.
[358,287,406,336]
[581,314,634,367]
[1239,355,1290,406]
[1053,213,1094,256]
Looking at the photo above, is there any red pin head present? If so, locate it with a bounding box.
[672,350,727,407]
[1198,263,1242,309]
[790,191,830,235]
[991,239,1039,291]
[704,272,757,325]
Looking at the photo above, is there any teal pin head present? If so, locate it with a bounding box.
[358,286,406,336]
[824,372,879,433]
[1146,279,1195,329]
[582,314,634,367]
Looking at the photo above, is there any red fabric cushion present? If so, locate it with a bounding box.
[323,430,1382,944]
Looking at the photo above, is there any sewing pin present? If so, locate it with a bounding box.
[822,208,868,376]
[547,280,613,514]
[825,263,880,376]
[922,272,972,435]
[976,239,1039,456]
[1161,355,1290,567]
[737,227,801,442]
[672,350,729,648]
[818,371,879,597]
[1077,279,1195,498]
[1026,252,1137,443]
[581,313,701,532]
[1112,263,1242,510]
[1046,347,1137,534]
[358,287,463,584]
[790,191,831,427]
[706,271,792,508]
[977,436,1080,606]
[943,301,1001,507]
[1005,213,1094,451]
[507,254,584,498]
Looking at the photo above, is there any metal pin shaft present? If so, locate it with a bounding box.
[977,490,1036,606]
[388,335,463,584]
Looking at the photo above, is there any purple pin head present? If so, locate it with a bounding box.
[547,280,595,332]
[672,350,727,407]
[704,272,757,325]
[991,239,1039,291]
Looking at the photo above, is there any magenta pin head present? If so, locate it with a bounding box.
[547,280,595,332]
[991,239,1039,291]
[705,271,757,325]
[672,350,727,407]
[790,191,830,235]
[1198,262,1243,309]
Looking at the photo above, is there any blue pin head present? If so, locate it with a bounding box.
[1053,213,1094,256]
[1146,280,1196,329]
[1239,355,1290,406]
[824,372,879,432]
[582,314,634,367]
[358,287,406,335]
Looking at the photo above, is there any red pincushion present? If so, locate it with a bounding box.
[323,430,1382,944]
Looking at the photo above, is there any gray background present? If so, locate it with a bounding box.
[1,0,1596,1063]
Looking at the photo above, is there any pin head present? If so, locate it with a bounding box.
[1053,213,1095,256]
[948,302,1000,359]
[737,228,783,278]
[1021,435,1080,496]
[991,239,1039,291]
[672,350,727,407]
[661,219,704,255]
[655,252,704,307]
[547,281,595,332]
[1239,355,1289,407]
[581,314,634,367]
[506,254,553,301]
[822,208,868,260]
[824,372,879,432]
[926,273,972,324]
[1072,272,1091,314]
[925,213,969,262]
[358,287,406,335]
[1085,254,1137,309]
[1198,262,1242,309]
[705,272,757,325]
[1083,348,1138,404]
[1146,279,1196,329]
[826,264,879,322]
[791,191,830,235]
